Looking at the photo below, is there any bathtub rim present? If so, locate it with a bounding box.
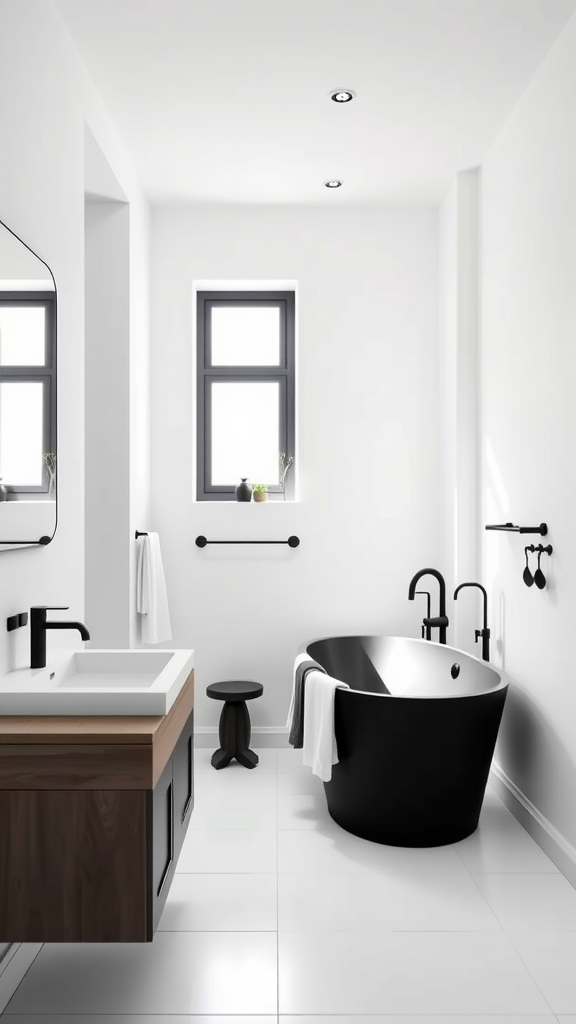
[299,634,509,700]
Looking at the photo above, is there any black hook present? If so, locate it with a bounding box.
[537,544,553,556]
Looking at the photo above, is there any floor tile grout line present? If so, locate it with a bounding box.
[461,851,558,1016]
[276,750,280,1023]
[1,943,43,1016]
[155,925,560,933]
[0,1015,564,1020]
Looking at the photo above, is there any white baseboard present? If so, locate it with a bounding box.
[194,725,289,749]
[490,761,576,888]
[0,943,42,1013]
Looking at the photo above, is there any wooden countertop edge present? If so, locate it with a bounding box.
[0,670,194,745]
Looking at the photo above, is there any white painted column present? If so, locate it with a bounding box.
[439,169,480,653]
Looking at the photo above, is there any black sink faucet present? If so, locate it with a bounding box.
[408,569,449,643]
[454,582,490,662]
[30,606,90,670]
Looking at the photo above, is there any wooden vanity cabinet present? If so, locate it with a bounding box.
[0,671,194,943]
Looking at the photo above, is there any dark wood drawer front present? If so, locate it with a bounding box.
[0,789,147,942]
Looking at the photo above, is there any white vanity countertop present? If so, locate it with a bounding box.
[0,647,194,716]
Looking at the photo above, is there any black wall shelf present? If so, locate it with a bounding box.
[485,522,548,536]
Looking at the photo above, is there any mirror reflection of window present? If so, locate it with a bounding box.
[0,219,57,546]
[0,296,54,497]
[0,381,44,486]
[0,306,46,365]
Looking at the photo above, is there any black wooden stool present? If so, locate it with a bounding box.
[206,680,264,769]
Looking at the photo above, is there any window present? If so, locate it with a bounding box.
[196,291,295,501]
[0,292,56,497]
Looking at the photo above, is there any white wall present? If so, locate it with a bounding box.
[480,11,576,850]
[439,170,480,653]
[151,204,442,732]
[85,200,131,647]
[0,226,53,284]
[0,0,150,675]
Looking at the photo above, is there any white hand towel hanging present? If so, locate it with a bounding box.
[302,669,350,782]
[136,533,172,644]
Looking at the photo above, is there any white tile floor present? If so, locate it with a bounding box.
[3,746,576,1022]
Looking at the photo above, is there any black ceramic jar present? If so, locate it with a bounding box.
[235,478,253,502]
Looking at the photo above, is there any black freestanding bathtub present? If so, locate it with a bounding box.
[304,635,508,847]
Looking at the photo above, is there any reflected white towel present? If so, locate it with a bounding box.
[136,533,172,644]
[302,669,350,782]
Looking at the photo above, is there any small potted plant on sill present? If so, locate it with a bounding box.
[253,484,268,503]
[279,452,294,501]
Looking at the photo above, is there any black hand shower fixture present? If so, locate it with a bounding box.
[453,582,491,662]
[415,591,432,639]
[523,544,553,589]
[534,549,546,590]
[534,544,553,590]
[523,546,534,587]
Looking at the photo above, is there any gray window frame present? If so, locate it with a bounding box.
[196,291,295,501]
[0,291,56,497]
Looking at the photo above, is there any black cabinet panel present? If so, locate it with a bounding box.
[174,710,194,857]
[146,709,194,938]
[149,756,174,936]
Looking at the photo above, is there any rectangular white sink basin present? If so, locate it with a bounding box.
[0,648,194,716]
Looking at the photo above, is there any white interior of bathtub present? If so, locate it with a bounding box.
[361,636,505,698]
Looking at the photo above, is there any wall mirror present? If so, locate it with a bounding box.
[0,219,57,549]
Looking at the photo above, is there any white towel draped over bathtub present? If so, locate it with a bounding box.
[136,532,172,644]
[287,652,325,748]
[302,670,350,782]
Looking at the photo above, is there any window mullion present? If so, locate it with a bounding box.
[206,365,288,378]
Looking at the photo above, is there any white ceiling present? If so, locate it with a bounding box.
[57,0,576,205]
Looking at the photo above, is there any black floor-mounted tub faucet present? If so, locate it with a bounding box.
[454,582,490,662]
[408,568,449,643]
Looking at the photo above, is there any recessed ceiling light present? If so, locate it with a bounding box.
[330,89,355,103]
[325,179,343,188]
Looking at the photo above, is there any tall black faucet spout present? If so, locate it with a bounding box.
[453,581,490,661]
[408,568,448,643]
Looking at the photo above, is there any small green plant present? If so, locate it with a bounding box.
[278,454,293,485]
[253,484,267,493]
[279,452,293,498]
[43,452,56,476]
[43,453,56,494]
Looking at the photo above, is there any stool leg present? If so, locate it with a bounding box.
[211,747,232,770]
[235,701,259,769]
[211,701,235,769]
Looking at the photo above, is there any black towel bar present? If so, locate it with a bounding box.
[135,531,148,539]
[196,535,300,548]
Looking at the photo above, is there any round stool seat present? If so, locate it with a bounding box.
[206,680,264,770]
[207,681,263,703]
